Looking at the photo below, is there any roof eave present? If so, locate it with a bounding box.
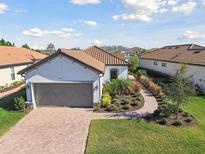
[18,50,105,75]
[140,57,205,67]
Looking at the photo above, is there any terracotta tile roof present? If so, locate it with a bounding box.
[140,44,205,66]
[18,49,105,74]
[60,49,105,73]
[84,46,129,66]
[0,46,46,68]
[114,52,125,60]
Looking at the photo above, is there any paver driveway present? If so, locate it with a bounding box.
[0,87,158,154]
[0,107,94,154]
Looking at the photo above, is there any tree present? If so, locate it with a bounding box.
[22,44,30,49]
[0,39,15,47]
[46,43,56,54]
[164,65,195,119]
[112,50,121,56]
[71,47,80,50]
[129,55,139,73]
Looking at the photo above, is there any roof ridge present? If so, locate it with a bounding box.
[84,46,129,64]
[164,44,192,48]
[60,48,104,64]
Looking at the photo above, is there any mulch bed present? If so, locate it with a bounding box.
[147,98,197,128]
[95,92,145,113]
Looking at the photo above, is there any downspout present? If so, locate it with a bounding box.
[99,73,104,101]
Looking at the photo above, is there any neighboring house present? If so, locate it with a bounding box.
[121,47,145,60]
[140,44,205,90]
[18,46,129,108]
[0,46,46,87]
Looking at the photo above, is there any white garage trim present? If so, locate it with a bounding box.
[31,83,36,108]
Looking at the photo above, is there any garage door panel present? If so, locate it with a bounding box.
[34,83,93,107]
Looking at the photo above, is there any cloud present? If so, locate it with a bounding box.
[172,1,196,15]
[113,0,198,23]
[22,27,78,38]
[203,0,205,5]
[112,14,152,23]
[70,0,101,5]
[167,0,177,6]
[92,39,103,45]
[83,20,97,26]
[113,0,169,23]
[0,3,8,14]
[179,30,205,40]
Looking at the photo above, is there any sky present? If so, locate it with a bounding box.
[0,0,205,49]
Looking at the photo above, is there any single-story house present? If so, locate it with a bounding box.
[140,44,205,90]
[121,47,145,60]
[0,46,46,87]
[18,46,129,108]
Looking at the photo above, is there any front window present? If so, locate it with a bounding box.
[110,69,118,80]
[10,67,15,80]
[154,61,158,65]
[162,62,167,67]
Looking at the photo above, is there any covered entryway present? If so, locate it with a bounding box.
[34,83,93,107]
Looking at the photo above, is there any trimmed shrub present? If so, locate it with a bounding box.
[137,69,147,77]
[94,102,102,111]
[182,112,189,117]
[107,104,119,112]
[122,104,131,110]
[0,86,4,91]
[158,104,172,118]
[112,99,120,107]
[124,98,131,105]
[172,120,182,126]
[195,84,205,96]
[178,108,183,113]
[13,96,25,111]
[102,92,111,107]
[159,118,168,125]
[153,109,160,117]
[134,92,142,101]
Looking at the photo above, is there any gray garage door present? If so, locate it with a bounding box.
[34,83,93,107]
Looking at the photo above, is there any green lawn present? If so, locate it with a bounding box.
[86,96,205,154]
[0,108,24,136]
[0,88,26,137]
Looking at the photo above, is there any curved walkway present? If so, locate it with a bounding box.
[93,85,158,119]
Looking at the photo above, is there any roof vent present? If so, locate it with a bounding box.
[193,51,201,54]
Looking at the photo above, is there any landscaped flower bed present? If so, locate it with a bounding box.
[150,101,196,127]
[0,80,25,93]
[95,79,144,113]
